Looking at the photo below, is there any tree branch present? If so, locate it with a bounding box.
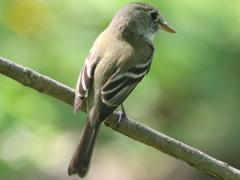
[0,56,240,180]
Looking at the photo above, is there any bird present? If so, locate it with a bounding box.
[68,2,175,178]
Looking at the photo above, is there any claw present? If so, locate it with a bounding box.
[116,104,127,129]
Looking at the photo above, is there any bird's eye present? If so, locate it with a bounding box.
[150,12,158,21]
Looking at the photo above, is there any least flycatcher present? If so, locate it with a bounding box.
[68,2,176,178]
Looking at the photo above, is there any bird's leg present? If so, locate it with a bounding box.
[120,104,127,118]
[116,104,127,129]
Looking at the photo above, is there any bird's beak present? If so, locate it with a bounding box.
[159,22,176,33]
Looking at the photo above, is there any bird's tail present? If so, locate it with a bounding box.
[68,114,101,178]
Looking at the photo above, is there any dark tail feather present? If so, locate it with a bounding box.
[68,117,101,178]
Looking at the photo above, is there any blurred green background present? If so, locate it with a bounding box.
[0,0,240,179]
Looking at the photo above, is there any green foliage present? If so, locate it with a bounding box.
[0,0,240,179]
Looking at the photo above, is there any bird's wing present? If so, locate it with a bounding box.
[101,57,153,107]
[74,53,99,111]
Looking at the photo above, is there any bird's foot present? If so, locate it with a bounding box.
[116,104,127,129]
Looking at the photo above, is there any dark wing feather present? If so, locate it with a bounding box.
[74,53,99,111]
[101,58,152,108]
